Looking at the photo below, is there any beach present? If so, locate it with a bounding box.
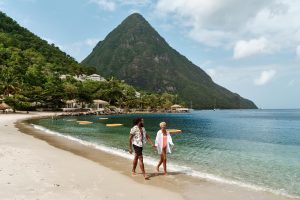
[0,112,183,200]
[0,112,298,200]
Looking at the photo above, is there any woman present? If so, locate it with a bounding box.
[155,122,174,175]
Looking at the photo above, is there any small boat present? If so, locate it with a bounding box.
[78,121,93,125]
[106,124,123,127]
[77,121,93,124]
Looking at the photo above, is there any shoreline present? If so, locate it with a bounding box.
[0,112,184,200]
[1,112,298,200]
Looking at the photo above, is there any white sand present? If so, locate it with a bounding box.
[0,112,183,200]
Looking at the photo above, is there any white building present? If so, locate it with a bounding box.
[86,74,106,81]
[135,91,141,98]
[60,74,106,82]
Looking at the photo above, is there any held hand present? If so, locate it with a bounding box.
[129,148,133,154]
[152,145,157,151]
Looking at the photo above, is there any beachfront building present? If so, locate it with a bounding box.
[171,104,189,113]
[62,99,88,112]
[171,104,182,111]
[62,99,109,112]
[65,100,78,109]
[92,99,109,111]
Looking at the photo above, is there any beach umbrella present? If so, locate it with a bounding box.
[0,102,10,110]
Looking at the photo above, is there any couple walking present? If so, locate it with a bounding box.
[128,118,174,180]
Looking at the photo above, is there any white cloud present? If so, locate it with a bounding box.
[122,0,150,6]
[154,0,300,56]
[90,0,116,11]
[90,0,150,11]
[84,38,100,47]
[233,37,278,59]
[254,69,276,86]
[60,37,101,61]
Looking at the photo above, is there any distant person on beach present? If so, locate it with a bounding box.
[129,118,155,180]
[155,122,174,175]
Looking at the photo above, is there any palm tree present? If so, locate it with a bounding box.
[0,67,21,96]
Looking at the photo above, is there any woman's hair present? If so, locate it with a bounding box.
[133,118,143,126]
[159,122,167,127]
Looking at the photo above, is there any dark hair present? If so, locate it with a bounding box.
[133,118,143,126]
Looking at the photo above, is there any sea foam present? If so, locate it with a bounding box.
[31,124,299,199]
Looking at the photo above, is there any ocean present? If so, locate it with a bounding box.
[29,109,300,199]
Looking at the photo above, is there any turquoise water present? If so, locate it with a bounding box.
[30,110,300,198]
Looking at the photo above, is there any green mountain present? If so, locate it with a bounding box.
[0,11,94,75]
[0,11,178,111]
[82,13,257,109]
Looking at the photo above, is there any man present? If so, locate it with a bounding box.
[129,118,155,180]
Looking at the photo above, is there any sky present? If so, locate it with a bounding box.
[1,0,300,109]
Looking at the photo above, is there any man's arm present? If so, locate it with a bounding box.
[146,134,155,147]
[129,134,134,154]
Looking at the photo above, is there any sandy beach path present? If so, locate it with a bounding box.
[0,112,184,200]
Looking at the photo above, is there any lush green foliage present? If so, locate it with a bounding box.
[60,77,179,110]
[0,11,95,75]
[0,11,177,111]
[82,13,257,109]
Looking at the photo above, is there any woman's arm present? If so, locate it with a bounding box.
[146,134,155,147]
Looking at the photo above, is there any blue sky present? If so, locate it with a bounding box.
[1,0,299,109]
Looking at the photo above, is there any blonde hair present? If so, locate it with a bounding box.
[159,122,167,127]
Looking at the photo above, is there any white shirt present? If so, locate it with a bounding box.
[130,125,147,147]
[155,130,174,154]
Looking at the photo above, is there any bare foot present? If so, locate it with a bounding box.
[156,166,159,172]
[131,171,137,176]
[164,172,168,176]
[143,174,150,180]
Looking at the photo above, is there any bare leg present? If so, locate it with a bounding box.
[132,154,138,175]
[138,156,148,180]
[162,148,167,175]
[156,154,164,172]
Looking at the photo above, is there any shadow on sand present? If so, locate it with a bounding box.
[147,171,185,178]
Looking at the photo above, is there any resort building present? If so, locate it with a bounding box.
[63,99,89,112]
[135,91,141,98]
[62,99,109,112]
[92,99,109,111]
[171,104,189,113]
[60,74,106,82]
[86,74,106,81]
